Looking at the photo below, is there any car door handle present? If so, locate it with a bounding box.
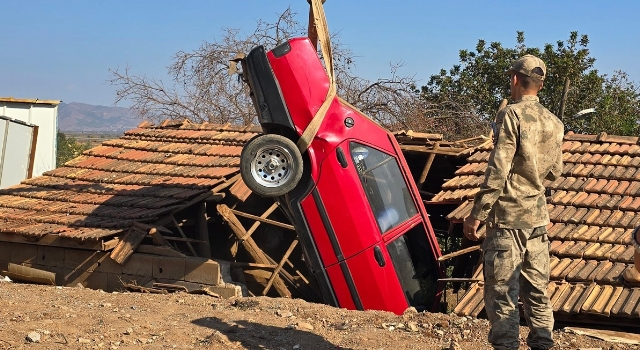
[374,246,385,267]
[336,148,348,168]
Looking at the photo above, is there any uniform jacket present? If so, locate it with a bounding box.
[470,95,564,229]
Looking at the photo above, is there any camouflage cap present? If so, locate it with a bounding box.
[507,54,546,81]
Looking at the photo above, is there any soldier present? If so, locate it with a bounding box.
[463,54,564,350]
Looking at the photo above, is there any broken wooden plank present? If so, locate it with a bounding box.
[171,215,198,257]
[243,202,280,240]
[136,244,186,258]
[110,228,147,265]
[152,282,189,293]
[438,245,482,262]
[0,232,105,250]
[263,239,298,295]
[102,238,120,251]
[133,222,172,235]
[229,209,295,231]
[148,228,171,247]
[123,283,168,294]
[230,262,277,269]
[218,204,291,298]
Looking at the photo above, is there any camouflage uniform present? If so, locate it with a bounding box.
[470,59,564,349]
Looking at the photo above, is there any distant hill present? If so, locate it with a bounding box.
[58,102,143,132]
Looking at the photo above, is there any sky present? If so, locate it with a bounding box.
[1,0,639,107]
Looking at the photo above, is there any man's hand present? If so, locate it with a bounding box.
[463,216,482,241]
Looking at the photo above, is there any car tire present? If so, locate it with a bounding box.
[240,134,303,197]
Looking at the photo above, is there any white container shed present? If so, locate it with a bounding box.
[0,97,59,181]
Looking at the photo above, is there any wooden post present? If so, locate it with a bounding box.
[245,202,280,240]
[195,203,211,258]
[417,143,439,190]
[217,204,292,298]
[263,239,298,295]
[171,216,198,257]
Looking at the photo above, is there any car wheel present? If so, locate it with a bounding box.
[240,134,303,197]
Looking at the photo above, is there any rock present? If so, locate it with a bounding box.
[78,338,92,344]
[403,307,418,319]
[277,310,293,317]
[407,322,419,332]
[124,328,133,335]
[436,321,450,328]
[293,345,300,350]
[26,331,41,343]
[297,321,314,331]
[453,317,466,326]
[285,324,297,330]
[0,275,11,283]
[449,340,461,350]
[435,329,444,337]
[101,303,112,308]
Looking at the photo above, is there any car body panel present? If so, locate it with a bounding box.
[242,37,444,314]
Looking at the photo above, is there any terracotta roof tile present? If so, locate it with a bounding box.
[568,178,587,191]
[566,153,582,163]
[571,260,599,281]
[617,212,634,228]
[628,214,640,228]
[589,153,604,164]
[550,176,567,189]
[569,192,589,206]
[556,224,577,240]
[618,155,633,166]
[584,243,612,260]
[573,225,598,241]
[565,260,588,281]
[567,208,589,224]
[605,245,627,262]
[562,141,577,152]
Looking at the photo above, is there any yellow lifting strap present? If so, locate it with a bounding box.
[296,0,337,153]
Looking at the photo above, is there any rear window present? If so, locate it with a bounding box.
[350,143,418,234]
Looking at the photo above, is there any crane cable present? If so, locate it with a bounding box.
[296,0,337,153]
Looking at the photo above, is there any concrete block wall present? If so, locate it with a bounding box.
[0,241,244,298]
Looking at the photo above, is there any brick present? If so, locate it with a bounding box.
[206,283,246,298]
[153,256,186,280]
[122,254,154,277]
[11,243,38,264]
[184,258,220,285]
[37,246,66,268]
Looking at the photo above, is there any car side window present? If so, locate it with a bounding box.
[350,143,418,234]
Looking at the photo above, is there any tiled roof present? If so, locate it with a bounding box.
[0,121,260,241]
[435,131,640,321]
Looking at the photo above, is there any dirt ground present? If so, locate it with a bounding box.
[0,281,636,350]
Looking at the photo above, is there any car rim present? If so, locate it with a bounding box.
[250,144,295,188]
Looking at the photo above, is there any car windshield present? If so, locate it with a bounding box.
[350,142,418,234]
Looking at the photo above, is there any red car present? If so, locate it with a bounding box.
[239,37,443,314]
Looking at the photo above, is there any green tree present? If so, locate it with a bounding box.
[56,132,90,167]
[423,31,640,136]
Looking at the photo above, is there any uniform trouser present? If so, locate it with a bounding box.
[482,227,554,350]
